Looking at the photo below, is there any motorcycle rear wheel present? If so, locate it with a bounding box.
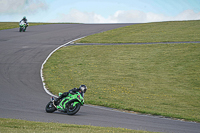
[46,102,56,113]
[66,102,80,115]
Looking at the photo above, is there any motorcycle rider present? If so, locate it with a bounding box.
[54,85,87,105]
[20,16,29,29]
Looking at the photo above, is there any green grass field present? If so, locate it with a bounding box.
[43,43,200,122]
[43,20,200,122]
[0,22,51,30]
[0,118,152,133]
[78,20,200,43]
[0,22,76,31]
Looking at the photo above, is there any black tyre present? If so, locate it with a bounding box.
[19,27,22,32]
[46,102,56,113]
[66,102,81,115]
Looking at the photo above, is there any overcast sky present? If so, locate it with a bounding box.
[0,0,200,23]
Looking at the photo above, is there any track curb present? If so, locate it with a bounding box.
[40,37,86,98]
[41,39,200,98]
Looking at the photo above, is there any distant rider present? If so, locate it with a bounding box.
[20,16,29,29]
[54,85,87,105]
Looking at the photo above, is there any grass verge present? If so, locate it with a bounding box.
[0,118,153,133]
[0,22,75,30]
[43,43,200,122]
[78,20,200,43]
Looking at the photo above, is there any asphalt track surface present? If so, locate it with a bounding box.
[0,24,200,133]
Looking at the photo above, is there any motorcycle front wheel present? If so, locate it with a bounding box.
[23,27,26,32]
[46,102,57,113]
[19,27,22,32]
[66,102,80,115]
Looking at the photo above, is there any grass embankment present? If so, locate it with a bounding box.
[43,20,200,122]
[78,20,200,43]
[0,22,52,30]
[43,43,200,122]
[0,22,76,30]
[0,118,152,133]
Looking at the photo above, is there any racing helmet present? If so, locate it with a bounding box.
[78,85,87,93]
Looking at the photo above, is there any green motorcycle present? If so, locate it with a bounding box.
[46,92,84,115]
[19,21,28,32]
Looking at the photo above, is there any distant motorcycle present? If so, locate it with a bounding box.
[46,92,84,115]
[19,21,28,32]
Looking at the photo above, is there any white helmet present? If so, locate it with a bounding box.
[79,85,87,93]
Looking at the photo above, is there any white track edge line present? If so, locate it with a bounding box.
[40,36,86,98]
